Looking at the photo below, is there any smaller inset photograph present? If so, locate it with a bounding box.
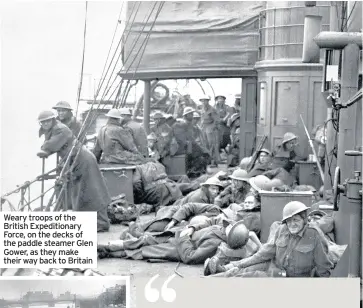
[0,276,129,308]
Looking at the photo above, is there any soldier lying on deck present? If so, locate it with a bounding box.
[121,201,226,240]
[97,216,260,266]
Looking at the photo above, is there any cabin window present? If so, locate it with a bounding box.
[258,82,267,126]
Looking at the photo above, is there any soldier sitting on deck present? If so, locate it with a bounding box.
[218,201,333,278]
[151,112,176,163]
[93,109,146,165]
[214,169,251,209]
[119,107,149,158]
[247,148,273,177]
[97,215,258,266]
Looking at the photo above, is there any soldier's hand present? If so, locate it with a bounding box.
[164,220,176,231]
[180,227,194,237]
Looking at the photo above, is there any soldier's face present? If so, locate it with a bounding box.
[201,100,210,106]
[39,119,53,131]
[286,214,305,235]
[56,108,68,120]
[285,140,297,151]
[208,185,220,198]
[232,179,244,190]
[259,152,271,164]
[243,195,257,210]
[216,98,225,104]
[185,113,194,121]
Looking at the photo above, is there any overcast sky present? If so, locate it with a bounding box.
[0,1,123,195]
[0,279,126,299]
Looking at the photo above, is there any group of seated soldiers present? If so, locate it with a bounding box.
[95,125,344,278]
[37,101,342,278]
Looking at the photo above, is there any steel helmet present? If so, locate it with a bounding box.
[258,148,272,156]
[105,109,122,119]
[193,112,201,118]
[215,94,226,100]
[183,107,195,117]
[282,132,298,145]
[282,201,310,222]
[153,112,165,119]
[239,156,252,169]
[38,110,56,122]
[199,95,211,102]
[147,133,157,141]
[189,215,209,225]
[53,101,72,110]
[201,177,224,188]
[227,221,250,249]
[119,108,132,116]
[229,169,249,182]
[249,175,273,191]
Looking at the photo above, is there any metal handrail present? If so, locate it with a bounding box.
[260,5,330,14]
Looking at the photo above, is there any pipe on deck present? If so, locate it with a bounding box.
[143,80,151,135]
[314,31,363,49]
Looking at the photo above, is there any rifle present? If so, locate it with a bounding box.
[299,114,325,184]
[246,135,267,172]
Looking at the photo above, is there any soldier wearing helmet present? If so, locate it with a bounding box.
[151,112,175,162]
[271,132,304,181]
[93,109,146,165]
[204,221,261,276]
[97,209,257,266]
[199,95,220,167]
[37,110,111,232]
[214,169,251,209]
[221,200,333,278]
[52,101,82,139]
[248,148,273,177]
[172,107,211,178]
[119,107,149,158]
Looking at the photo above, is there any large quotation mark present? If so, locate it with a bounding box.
[144,274,177,303]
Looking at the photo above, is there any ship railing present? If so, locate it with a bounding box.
[0,158,67,212]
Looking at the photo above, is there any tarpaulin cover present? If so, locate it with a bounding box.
[119,1,265,79]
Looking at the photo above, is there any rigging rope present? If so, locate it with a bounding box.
[75,2,89,119]
[50,2,165,212]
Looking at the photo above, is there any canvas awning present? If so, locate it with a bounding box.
[119,1,265,80]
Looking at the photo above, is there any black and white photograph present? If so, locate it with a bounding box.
[0,277,128,308]
[0,0,362,295]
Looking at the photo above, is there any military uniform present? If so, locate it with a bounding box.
[152,122,175,159]
[226,222,333,277]
[124,120,149,158]
[214,184,250,208]
[133,161,182,211]
[173,120,210,177]
[201,105,220,164]
[57,115,82,139]
[39,120,110,232]
[93,118,145,165]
